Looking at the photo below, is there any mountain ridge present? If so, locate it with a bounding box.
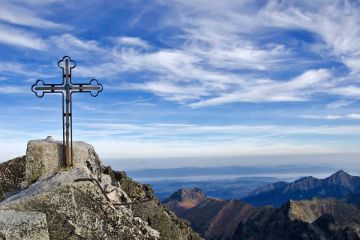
[243,170,360,207]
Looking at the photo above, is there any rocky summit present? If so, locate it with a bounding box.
[163,188,207,216]
[0,137,202,240]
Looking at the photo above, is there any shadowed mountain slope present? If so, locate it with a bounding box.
[164,188,255,240]
[243,170,360,207]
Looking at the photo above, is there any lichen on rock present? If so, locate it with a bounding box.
[0,209,49,240]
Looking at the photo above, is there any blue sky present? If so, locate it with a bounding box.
[0,0,360,170]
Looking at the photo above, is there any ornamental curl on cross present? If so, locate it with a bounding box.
[31,56,103,167]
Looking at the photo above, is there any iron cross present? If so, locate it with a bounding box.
[31,56,103,167]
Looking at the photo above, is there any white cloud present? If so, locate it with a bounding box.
[330,86,360,98]
[0,24,46,50]
[48,34,105,56]
[117,36,149,48]
[189,69,332,108]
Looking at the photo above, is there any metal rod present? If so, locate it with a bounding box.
[62,93,65,167]
[70,92,73,168]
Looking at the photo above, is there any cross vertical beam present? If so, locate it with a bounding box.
[31,56,103,167]
[64,58,72,166]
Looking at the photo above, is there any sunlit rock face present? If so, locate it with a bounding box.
[163,187,208,217]
[164,188,256,240]
[287,198,359,223]
[0,137,201,240]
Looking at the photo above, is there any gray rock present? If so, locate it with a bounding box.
[24,137,101,186]
[0,209,50,240]
[0,138,201,240]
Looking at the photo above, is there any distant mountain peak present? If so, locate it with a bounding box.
[332,170,350,177]
[326,170,353,185]
[164,187,206,203]
[163,188,208,217]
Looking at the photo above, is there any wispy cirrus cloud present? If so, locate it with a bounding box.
[0,1,69,29]
[0,24,47,50]
[0,0,69,50]
[189,69,332,108]
[260,0,360,73]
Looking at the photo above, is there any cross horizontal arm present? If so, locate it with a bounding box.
[34,86,64,91]
[70,79,103,97]
[72,86,102,91]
